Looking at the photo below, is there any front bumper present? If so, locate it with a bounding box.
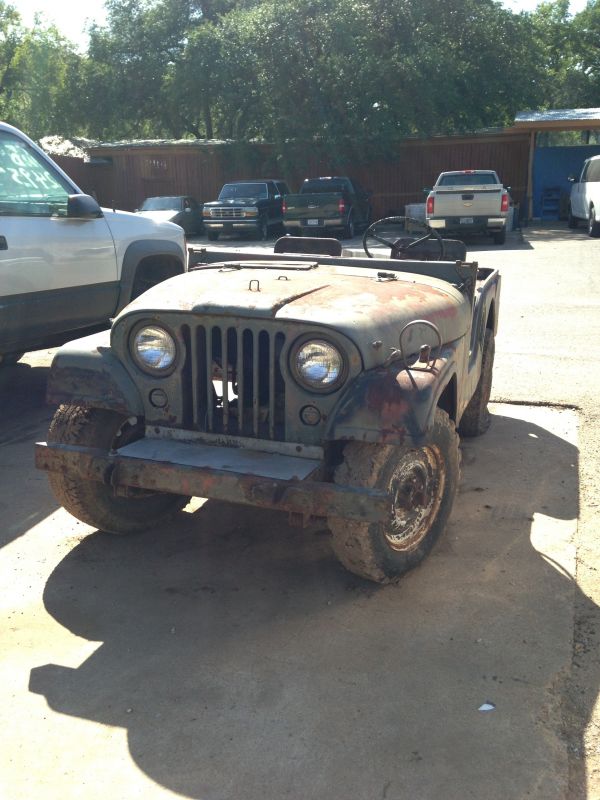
[35,438,390,524]
[204,220,259,231]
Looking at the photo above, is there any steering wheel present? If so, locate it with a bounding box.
[362,216,446,261]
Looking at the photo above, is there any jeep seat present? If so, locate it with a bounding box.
[274,236,343,257]
[391,237,467,262]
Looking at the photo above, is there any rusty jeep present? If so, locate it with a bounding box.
[36,218,500,583]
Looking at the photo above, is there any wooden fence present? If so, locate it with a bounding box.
[54,130,530,220]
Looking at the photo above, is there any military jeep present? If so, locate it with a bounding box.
[36,218,500,583]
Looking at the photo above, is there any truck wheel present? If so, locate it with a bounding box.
[329,409,459,583]
[568,205,579,229]
[256,219,269,241]
[342,213,355,240]
[458,329,494,437]
[207,230,219,242]
[492,227,506,245]
[47,405,189,534]
[588,206,600,238]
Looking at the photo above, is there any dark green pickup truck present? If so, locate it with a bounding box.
[283,176,372,239]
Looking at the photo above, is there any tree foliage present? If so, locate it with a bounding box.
[0,0,599,160]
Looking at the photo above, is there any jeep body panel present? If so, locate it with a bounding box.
[37,242,500,528]
[45,330,144,416]
[116,263,471,368]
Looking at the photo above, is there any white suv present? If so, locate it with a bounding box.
[0,122,187,365]
[568,155,600,237]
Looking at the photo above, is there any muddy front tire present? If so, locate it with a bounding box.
[47,405,189,534]
[329,409,459,583]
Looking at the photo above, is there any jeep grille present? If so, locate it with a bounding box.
[181,323,286,440]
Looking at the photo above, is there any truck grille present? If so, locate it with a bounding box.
[180,323,286,440]
[209,208,243,219]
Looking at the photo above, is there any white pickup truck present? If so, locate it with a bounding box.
[0,122,187,365]
[425,170,510,245]
[568,154,600,237]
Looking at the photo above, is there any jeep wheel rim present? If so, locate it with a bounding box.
[385,446,445,551]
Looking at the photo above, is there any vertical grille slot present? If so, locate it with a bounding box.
[183,322,286,440]
[206,326,215,432]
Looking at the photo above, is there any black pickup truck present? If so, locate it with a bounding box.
[283,176,372,239]
[202,179,290,241]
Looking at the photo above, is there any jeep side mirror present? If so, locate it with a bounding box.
[67,194,103,219]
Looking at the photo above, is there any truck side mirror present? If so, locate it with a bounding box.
[423,187,431,194]
[67,194,103,219]
[567,175,577,183]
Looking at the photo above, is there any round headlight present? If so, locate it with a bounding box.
[293,339,345,392]
[132,325,177,372]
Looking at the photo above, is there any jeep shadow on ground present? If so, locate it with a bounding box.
[0,356,58,548]
[29,411,598,799]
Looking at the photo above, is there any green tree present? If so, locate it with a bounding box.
[570,0,600,107]
[0,2,24,121]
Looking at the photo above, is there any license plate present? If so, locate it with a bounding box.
[307,219,319,226]
[459,217,473,224]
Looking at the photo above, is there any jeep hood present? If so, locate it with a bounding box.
[120,263,471,368]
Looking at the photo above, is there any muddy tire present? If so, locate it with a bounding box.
[329,409,459,583]
[47,405,189,534]
[458,329,495,437]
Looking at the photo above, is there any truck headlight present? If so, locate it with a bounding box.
[131,325,177,373]
[292,338,346,393]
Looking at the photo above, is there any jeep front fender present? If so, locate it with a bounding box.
[327,346,458,446]
[46,331,143,416]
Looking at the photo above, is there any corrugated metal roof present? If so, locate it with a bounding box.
[91,137,233,149]
[516,108,600,123]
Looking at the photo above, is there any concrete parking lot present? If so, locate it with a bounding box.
[1,224,599,799]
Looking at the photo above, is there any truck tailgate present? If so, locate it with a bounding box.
[433,186,503,217]
[284,192,342,220]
